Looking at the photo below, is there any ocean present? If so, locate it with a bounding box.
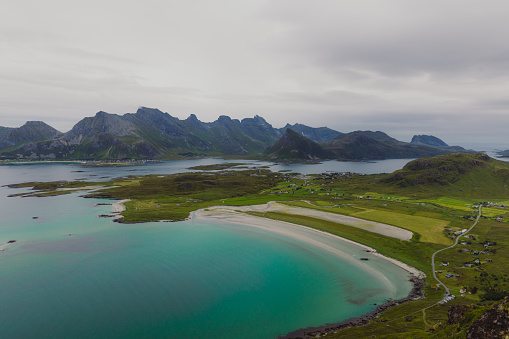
[0,159,419,338]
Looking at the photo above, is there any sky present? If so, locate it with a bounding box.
[1,0,508,144]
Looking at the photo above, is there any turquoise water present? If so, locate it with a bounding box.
[0,163,414,338]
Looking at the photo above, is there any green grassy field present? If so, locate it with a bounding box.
[351,208,451,245]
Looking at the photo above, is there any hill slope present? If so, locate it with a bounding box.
[264,129,330,160]
[279,123,341,142]
[382,152,509,198]
[0,121,61,150]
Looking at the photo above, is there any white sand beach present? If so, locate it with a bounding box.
[202,202,413,240]
[194,203,424,279]
[112,199,130,213]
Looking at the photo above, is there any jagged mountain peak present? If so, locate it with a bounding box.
[23,121,52,127]
[136,107,165,115]
[186,113,199,121]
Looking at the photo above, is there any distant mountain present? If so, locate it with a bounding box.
[411,134,448,147]
[324,131,458,160]
[279,123,341,142]
[265,130,473,161]
[264,129,330,160]
[2,108,340,160]
[0,121,61,150]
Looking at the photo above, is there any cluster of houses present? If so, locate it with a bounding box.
[320,172,352,179]
[444,228,469,239]
[475,201,506,208]
[463,257,494,268]
[459,287,474,297]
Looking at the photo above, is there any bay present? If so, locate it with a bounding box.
[0,159,414,338]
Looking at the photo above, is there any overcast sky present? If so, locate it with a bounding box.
[1,0,508,144]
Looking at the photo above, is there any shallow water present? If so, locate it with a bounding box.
[0,160,414,338]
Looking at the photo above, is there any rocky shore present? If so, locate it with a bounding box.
[281,276,426,338]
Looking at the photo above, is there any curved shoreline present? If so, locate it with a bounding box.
[113,200,426,337]
[192,205,426,338]
[194,204,423,279]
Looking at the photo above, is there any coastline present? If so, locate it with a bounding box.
[280,275,425,339]
[194,205,424,278]
[111,199,130,217]
[193,205,426,338]
[204,202,413,241]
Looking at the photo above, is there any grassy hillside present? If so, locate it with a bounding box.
[382,152,509,199]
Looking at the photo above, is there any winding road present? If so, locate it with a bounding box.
[431,204,482,300]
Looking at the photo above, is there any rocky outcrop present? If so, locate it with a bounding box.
[467,299,509,338]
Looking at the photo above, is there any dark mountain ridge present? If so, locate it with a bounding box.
[0,121,61,150]
[1,108,340,160]
[264,130,472,161]
[278,123,341,142]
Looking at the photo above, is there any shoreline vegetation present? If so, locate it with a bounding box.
[7,153,509,338]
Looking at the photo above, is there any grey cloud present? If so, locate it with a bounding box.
[0,0,508,144]
[263,1,509,77]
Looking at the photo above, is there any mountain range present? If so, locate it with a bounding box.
[264,129,467,161]
[0,107,341,160]
[0,107,467,161]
